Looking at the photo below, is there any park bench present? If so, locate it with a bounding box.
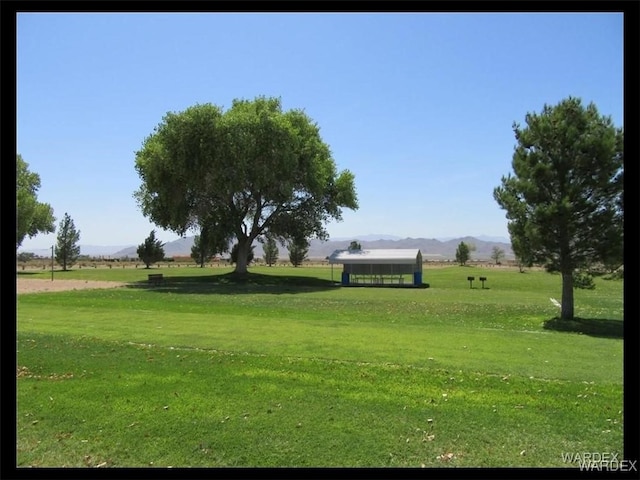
[148,273,164,285]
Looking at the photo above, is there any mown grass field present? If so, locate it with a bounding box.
[16,265,624,468]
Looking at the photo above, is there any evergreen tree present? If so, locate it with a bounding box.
[455,242,470,266]
[191,224,231,267]
[494,97,623,320]
[510,223,536,273]
[262,236,279,266]
[191,234,212,267]
[55,212,80,271]
[137,230,165,268]
[288,238,309,267]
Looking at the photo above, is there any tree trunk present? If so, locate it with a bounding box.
[560,271,574,320]
[234,237,249,274]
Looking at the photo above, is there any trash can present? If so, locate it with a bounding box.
[413,272,422,286]
[341,272,350,286]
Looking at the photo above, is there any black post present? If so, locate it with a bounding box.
[51,245,54,281]
[479,277,487,289]
[467,276,475,288]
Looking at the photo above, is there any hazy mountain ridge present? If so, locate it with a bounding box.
[20,235,513,261]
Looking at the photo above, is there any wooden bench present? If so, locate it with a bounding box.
[148,273,164,285]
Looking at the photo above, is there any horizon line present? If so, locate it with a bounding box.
[18,234,512,253]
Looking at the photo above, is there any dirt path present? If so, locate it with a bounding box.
[17,278,129,295]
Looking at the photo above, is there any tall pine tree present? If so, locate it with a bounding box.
[288,238,309,267]
[137,230,165,269]
[494,97,623,320]
[55,213,80,271]
[262,236,279,266]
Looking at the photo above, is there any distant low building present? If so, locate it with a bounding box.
[327,248,423,287]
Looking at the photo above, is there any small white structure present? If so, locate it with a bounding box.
[328,248,423,286]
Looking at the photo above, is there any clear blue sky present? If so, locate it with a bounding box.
[17,12,623,250]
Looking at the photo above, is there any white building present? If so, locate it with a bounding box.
[327,248,424,286]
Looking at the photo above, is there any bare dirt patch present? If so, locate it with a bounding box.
[17,278,129,295]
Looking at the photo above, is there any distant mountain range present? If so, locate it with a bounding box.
[19,235,513,261]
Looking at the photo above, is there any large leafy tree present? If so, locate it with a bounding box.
[55,212,80,271]
[493,97,623,320]
[137,230,165,269]
[17,154,56,249]
[134,96,358,274]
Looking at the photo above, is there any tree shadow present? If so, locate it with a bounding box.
[543,317,623,339]
[127,271,340,295]
[17,270,79,276]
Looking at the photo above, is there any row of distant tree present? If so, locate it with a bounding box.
[16,237,506,269]
[347,239,508,267]
[454,241,506,267]
[15,221,313,270]
[14,209,85,271]
[17,95,622,320]
[138,229,311,269]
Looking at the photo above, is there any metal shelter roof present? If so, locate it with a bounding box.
[328,249,422,265]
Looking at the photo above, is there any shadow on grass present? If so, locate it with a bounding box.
[543,317,623,339]
[128,271,340,295]
[342,283,430,289]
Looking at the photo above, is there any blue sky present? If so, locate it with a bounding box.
[17,12,623,250]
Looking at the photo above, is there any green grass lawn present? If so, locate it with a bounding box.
[16,265,624,467]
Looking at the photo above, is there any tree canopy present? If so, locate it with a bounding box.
[17,154,56,249]
[134,96,358,274]
[493,97,623,320]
